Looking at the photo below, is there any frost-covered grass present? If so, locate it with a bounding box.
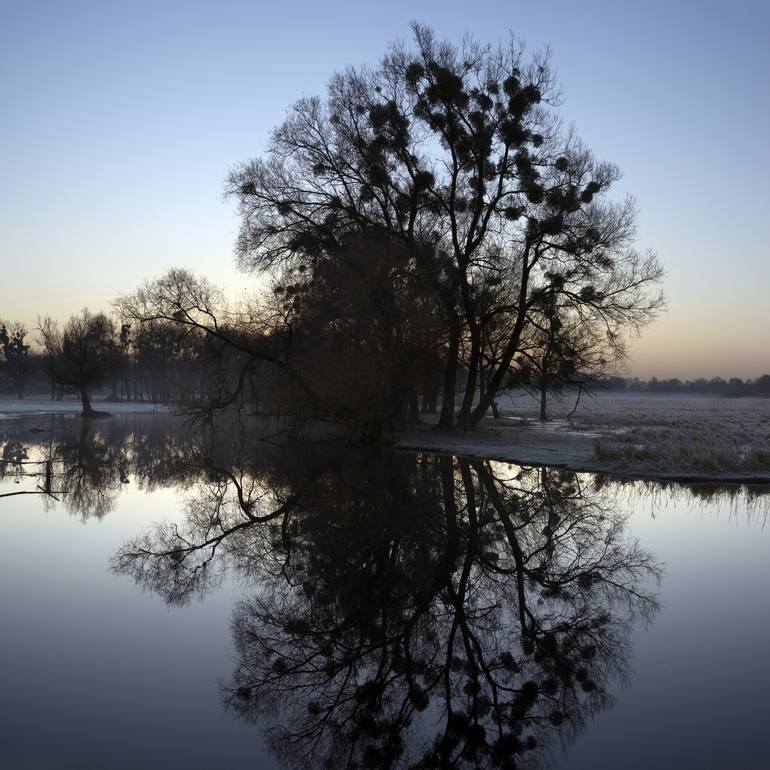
[498,391,770,476]
[593,424,770,474]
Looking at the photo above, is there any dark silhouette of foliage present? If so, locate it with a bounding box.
[271,230,446,433]
[226,24,664,430]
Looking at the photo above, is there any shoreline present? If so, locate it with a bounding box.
[2,397,769,487]
[392,420,770,486]
[0,398,172,420]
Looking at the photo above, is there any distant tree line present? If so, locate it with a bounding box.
[0,311,221,414]
[3,305,766,423]
[593,374,770,397]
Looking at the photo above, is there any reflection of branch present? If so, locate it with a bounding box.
[83,426,663,770]
[0,489,57,499]
[125,486,305,561]
[112,464,324,606]
[212,455,662,769]
[473,459,533,636]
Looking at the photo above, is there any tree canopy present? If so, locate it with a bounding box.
[121,24,664,434]
[43,310,122,415]
[223,24,663,429]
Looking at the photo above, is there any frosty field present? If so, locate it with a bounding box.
[397,391,770,483]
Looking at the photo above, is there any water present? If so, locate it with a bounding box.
[0,413,768,770]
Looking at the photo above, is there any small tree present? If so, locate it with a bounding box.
[118,269,315,420]
[0,322,30,399]
[517,281,623,420]
[58,310,120,416]
[36,316,63,400]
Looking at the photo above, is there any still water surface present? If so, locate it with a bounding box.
[1,414,768,769]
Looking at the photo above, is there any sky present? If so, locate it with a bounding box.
[1,0,768,379]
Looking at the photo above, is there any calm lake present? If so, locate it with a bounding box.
[1,414,768,770]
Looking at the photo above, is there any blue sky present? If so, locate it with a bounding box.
[1,0,768,377]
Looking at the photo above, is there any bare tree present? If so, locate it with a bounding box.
[116,27,664,436]
[515,282,626,420]
[226,24,664,430]
[36,315,62,401]
[56,310,120,416]
[118,268,326,423]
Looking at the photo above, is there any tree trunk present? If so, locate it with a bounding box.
[79,386,93,416]
[438,315,461,429]
[407,392,421,425]
[458,327,480,424]
[539,376,548,421]
[468,249,534,426]
[480,366,500,419]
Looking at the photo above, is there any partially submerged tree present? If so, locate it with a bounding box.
[120,235,445,436]
[117,26,662,435]
[227,24,664,429]
[118,268,323,422]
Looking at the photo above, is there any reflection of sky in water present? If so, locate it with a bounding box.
[559,495,770,770]
[0,485,272,770]
[0,414,768,770]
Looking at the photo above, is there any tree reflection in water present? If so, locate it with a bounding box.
[0,414,211,516]
[113,443,661,770]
